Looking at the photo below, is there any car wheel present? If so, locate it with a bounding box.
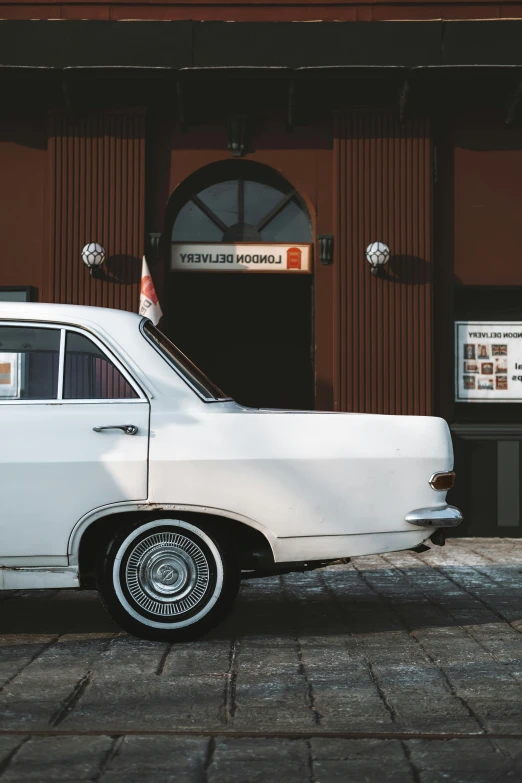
[97,518,240,641]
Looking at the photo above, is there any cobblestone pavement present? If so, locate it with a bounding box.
[2,539,522,781]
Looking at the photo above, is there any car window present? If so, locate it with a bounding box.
[142,320,229,401]
[0,326,60,400]
[63,331,138,400]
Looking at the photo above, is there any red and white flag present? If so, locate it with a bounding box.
[139,256,163,325]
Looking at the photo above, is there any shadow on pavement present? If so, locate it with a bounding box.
[2,562,522,639]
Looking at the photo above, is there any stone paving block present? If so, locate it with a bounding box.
[311,737,406,761]
[299,646,368,674]
[0,736,113,780]
[298,634,359,650]
[311,739,414,782]
[0,637,111,730]
[424,563,520,623]
[84,636,168,679]
[406,738,516,783]
[236,643,300,677]
[408,738,500,761]
[451,612,517,646]
[336,613,405,638]
[314,694,393,729]
[208,738,309,783]
[316,710,395,732]
[463,702,522,733]
[480,566,522,589]
[0,736,25,767]
[161,641,232,677]
[233,680,312,729]
[443,660,522,696]
[307,678,395,729]
[313,759,414,781]
[384,555,522,666]
[360,661,475,731]
[350,634,427,664]
[101,735,208,783]
[492,738,522,762]
[0,637,56,690]
[411,622,495,657]
[64,676,226,730]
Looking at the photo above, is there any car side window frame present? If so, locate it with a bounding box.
[61,325,146,404]
[0,321,62,404]
[0,320,147,405]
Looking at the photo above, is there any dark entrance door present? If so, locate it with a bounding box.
[164,272,313,410]
[163,161,314,410]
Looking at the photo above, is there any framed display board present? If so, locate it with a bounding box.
[0,287,32,302]
[455,321,522,402]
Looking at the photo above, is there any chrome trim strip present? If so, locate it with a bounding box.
[0,398,147,406]
[405,505,463,528]
[57,328,65,400]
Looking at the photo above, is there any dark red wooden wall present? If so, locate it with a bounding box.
[0,0,520,21]
[333,112,433,415]
[47,112,145,310]
[0,115,48,296]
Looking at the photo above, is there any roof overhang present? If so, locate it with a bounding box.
[0,20,522,70]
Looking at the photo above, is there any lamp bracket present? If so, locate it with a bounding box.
[147,233,162,264]
[318,234,334,265]
[228,115,248,157]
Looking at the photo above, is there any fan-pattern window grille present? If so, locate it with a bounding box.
[171,174,312,244]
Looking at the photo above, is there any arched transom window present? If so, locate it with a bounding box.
[171,164,312,244]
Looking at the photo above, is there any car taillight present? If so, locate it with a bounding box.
[430,471,455,491]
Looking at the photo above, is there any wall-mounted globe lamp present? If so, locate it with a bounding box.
[366,241,390,276]
[82,243,106,279]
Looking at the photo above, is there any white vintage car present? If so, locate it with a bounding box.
[0,303,461,640]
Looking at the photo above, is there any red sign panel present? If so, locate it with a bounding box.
[286,247,302,270]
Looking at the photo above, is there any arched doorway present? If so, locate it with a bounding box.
[164,161,314,409]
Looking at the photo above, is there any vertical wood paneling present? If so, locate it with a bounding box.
[48,112,145,311]
[333,111,433,416]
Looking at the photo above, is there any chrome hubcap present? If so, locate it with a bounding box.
[125,531,210,617]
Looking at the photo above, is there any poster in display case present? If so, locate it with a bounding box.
[0,353,21,399]
[455,321,522,402]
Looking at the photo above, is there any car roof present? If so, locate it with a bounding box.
[0,302,144,332]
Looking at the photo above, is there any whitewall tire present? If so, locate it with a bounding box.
[97,518,240,641]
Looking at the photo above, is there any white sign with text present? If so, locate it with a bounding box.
[171,243,312,273]
[455,321,522,402]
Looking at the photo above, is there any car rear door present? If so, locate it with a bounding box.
[0,322,149,560]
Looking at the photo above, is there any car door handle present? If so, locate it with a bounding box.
[93,425,139,436]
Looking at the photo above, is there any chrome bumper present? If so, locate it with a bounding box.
[405,505,463,528]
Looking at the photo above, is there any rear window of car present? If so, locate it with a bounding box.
[63,331,139,400]
[0,325,60,400]
[142,320,230,401]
